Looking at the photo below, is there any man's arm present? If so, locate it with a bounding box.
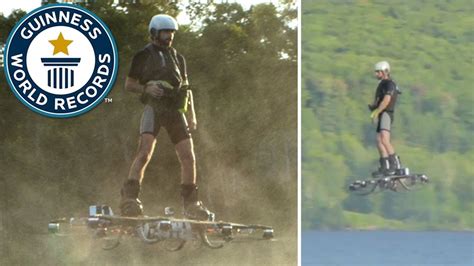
[125,77,163,98]
[370,94,391,123]
[376,94,391,113]
[125,77,144,93]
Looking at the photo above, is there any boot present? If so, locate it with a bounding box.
[119,179,143,216]
[390,154,408,175]
[389,154,401,172]
[181,184,215,221]
[372,157,392,177]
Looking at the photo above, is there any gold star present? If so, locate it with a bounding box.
[49,32,73,55]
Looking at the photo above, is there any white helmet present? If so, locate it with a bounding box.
[374,61,390,73]
[148,14,178,35]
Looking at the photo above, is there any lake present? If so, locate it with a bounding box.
[302,230,474,266]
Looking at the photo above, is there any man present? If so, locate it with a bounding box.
[368,61,402,176]
[119,14,214,221]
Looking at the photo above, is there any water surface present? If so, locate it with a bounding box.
[303,230,474,266]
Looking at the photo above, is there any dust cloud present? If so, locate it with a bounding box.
[0,112,297,265]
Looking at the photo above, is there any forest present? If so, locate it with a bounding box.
[302,0,473,230]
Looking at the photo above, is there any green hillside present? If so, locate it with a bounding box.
[302,0,473,230]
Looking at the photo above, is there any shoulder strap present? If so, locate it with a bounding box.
[173,48,188,85]
[168,47,186,86]
[145,44,165,68]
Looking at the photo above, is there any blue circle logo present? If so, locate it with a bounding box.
[4,4,118,118]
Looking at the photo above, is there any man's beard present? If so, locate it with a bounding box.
[160,39,173,47]
[160,37,172,47]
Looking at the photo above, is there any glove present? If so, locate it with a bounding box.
[368,104,377,111]
[370,110,379,123]
[145,80,174,98]
[370,110,379,119]
[146,80,174,90]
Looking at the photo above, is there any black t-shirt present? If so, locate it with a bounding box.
[128,44,187,87]
[128,49,148,82]
[374,79,398,112]
[128,44,189,111]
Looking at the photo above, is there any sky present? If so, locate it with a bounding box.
[0,0,41,17]
[0,0,282,19]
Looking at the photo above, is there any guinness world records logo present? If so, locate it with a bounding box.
[4,4,118,118]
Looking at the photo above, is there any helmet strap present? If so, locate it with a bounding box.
[150,28,159,41]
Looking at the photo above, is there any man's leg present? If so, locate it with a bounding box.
[380,130,402,171]
[380,130,394,156]
[175,138,213,220]
[376,133,388,158]
[373,133,390,176]
[120,133,156,216]
[374,112,397,176]
[128,133,157,182]
[175,138,196,185]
